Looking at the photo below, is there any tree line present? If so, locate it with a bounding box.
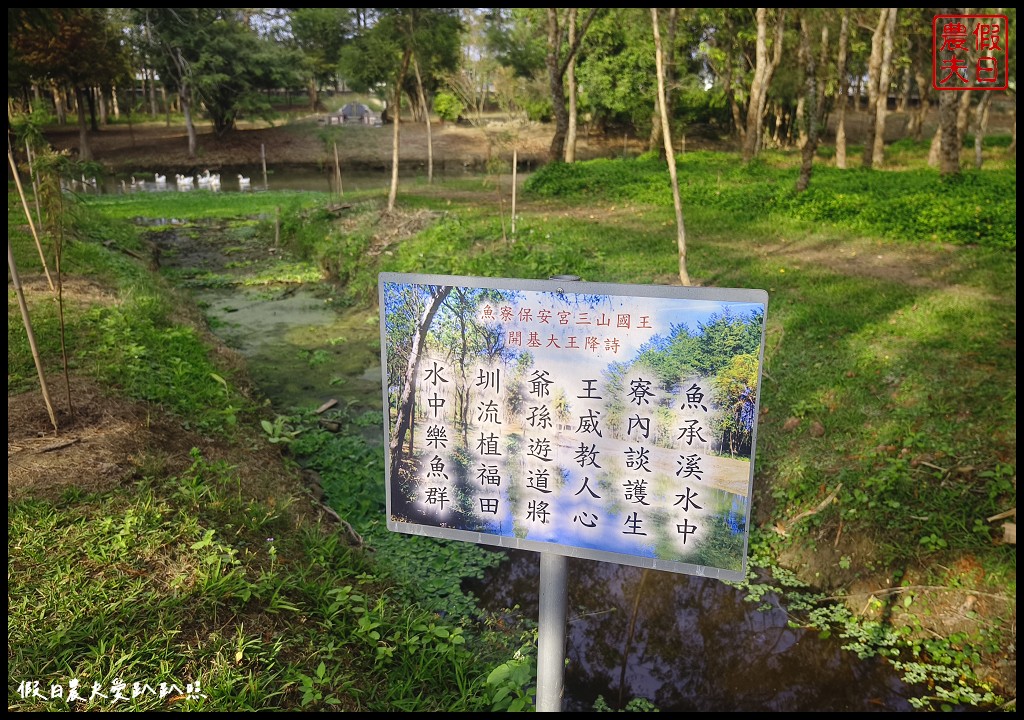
[8,8,1016,169]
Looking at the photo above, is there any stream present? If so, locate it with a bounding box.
[148,177,941,712]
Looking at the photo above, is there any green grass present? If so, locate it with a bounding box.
[8,137,1016,711]
[8,449,518,711]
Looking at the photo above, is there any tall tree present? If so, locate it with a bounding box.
[700,8,750,142]
[795,12,826,192]
[871,8,898,166]
[137,9,213,158]
[572,9,657,136]
[341,9,462,211]
[648,8,678,157]
[9,9,130,162]
[833,10,851,168]
[288,8,353,111]
[861,8,898,169]
[546,8,601,162]
[741,8,785,163]
[937,86,962,176]
[651,8,690,287]
[564,10,580,162]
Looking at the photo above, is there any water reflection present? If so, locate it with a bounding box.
[465,550,924,712]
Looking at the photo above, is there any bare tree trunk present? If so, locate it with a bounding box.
[651,9,690,287]
[308,77,318,112]
[565,10,578,162]
[742,8,784,162]
[50,83,66,125]
[796,14,822,193]
[908,69,930,141]
[974,91,994,168]
[181,87,197,159]
[546,8,569,162]
[546,8,599,163]
[955,88,974,146]
[725,55,745,142]
[74,87,92,161]
[98,86,108,126]
[388,49,413,212]
[1009,100,1016,156]
[938,88,961,176]
[834,10,850,168]
[647,8,677,156]
[796,94,807,148]
[149,69,159,116]
[930,86,974,168]
[897,64,912,112]
[743,8,771,162]
[862,8,888,168]
[413,57,434,183]
[871,8,898,167]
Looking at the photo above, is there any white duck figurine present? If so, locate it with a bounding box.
[208,173,221,190]
[237,174,251,189]
[154,173,167,185]
[131,176,144,189]
[176,174,194,188]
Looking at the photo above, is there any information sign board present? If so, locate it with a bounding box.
[380,273,768,581]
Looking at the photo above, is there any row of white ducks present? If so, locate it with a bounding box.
[197,170,221,190]
[66,171,252,193]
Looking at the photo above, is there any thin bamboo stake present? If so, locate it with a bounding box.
[8,240,58,432]
[25,139,43,231]
[511,147,518,236]
[261,143,268,189]
[333,141,343,199]
[8,137,55,292]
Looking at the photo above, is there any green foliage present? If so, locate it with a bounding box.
[523,152,1016,250]
[9,130,1016,712]
[484,636,537,712]
[261,415,303,444]
[433,91,465,122]
[523,97,553,123]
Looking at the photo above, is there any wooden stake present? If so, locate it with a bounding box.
[8,240,58,431]
[25,139,43,231]
[8,137,55,292]
[333,141,343,199]
[511,147,518,237]
[261,143,268,188]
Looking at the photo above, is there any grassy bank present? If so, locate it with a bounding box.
[8,137,1016,711]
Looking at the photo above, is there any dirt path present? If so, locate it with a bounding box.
[42,114,647,175]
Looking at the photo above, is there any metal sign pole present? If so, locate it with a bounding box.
[536,552,568,711]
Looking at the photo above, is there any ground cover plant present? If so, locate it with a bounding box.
[8,133,1015,710]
